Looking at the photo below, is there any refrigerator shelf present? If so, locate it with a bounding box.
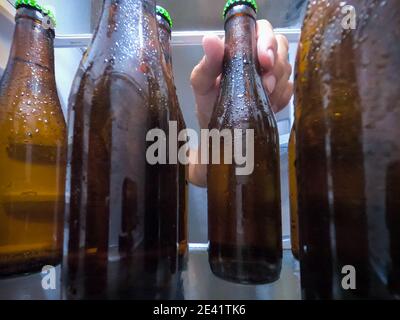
[0,247,300,300]
[53,29,301,48]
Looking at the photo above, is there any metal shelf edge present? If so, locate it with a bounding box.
[54,28,301,48]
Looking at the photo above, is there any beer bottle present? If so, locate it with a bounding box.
[288,126,299,260]
[295,0,400,299]
[0,0,66,276]
[63,0,179,299]
[208,0,282,284]
[156,5,189,270]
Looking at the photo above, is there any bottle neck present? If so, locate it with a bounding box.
[224,6,257,67]
[157,17,173,67]
[9,8,55,72]
[100,0,156,23]
[101,0,156,13]
[91,0,158,60]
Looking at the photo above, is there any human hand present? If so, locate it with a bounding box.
[190,20,293,129]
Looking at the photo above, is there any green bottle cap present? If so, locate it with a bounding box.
[156,5,173,29]
[223,0,258,18]
[15,0,57,27]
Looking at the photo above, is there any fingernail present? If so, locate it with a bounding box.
[266,75,276,93]
[267,49,275,67]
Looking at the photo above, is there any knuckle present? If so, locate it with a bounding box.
[281,86,294,105]
[279,96,290,109]
[269,34,278,48]
[258,19,273,31]
[274,60,285,77]
[190,65,200,87]
[277,34,289,49]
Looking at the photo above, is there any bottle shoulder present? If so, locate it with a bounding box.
[210,70,277,133]
[0,72,65,143]
[67,63,177,125]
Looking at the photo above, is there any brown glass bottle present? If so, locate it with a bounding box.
[156,6,189,270]
[288,126,299,260]
[208,2,282,284]
[0,6,66,276]
[63,0,179,299]
[295,0,400,299]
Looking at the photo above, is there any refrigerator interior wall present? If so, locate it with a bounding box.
[0,0,14,76]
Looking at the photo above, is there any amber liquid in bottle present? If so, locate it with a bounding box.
[63,0,179,299]
[0,8,66,276]
[157,12,189,269]
[208,4,282,284]
[295,0,400,299]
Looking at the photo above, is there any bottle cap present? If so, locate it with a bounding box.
[156,5,173,29]
[15,0,57,27]
[223,0,258,18]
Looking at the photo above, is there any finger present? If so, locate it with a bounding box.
[270,63,291,106]
[195,74,221,129]
[276,34,289,55]
[262,74,277,94]
[272,34,289,76]
[190,35,224,96]
[266,35,290,78]
[266,60,291,94]
[271,81,294,113]
[256,20,278,72]
[261,37,291,94]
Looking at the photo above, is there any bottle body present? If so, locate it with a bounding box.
[0,8,66,276]
[207,6,282,284]
[157,13,189,268]
[63,0,179,299]
[288,126,299,260]
[295,0,400,299]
